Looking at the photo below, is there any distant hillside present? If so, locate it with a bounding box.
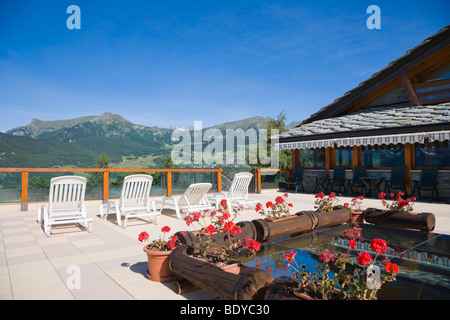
[1,113,269,168]
[205,116,269,132]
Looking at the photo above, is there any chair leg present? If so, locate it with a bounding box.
[115,209,123,228]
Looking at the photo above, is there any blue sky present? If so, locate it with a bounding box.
[0,0,449,133]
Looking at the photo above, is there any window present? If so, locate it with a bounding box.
[335,147,353,166]
[415,141,450,167]
[300,148,325,167]
[362,145,405,167]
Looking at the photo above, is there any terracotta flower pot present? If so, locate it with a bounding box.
[143,246,182,283]
[349,210,364,223]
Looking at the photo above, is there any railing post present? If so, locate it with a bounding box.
[217,171,222,193]
[166,171,172,196]
[256,169,261,194]
[21,171,28,211]
[103,170,109,204]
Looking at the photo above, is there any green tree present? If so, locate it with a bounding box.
[161,154,178,168]
[251,111,291,170]
[87,153,110,188]
[29,176,50,189]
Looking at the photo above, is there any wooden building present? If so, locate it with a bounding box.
[274,25,450,200]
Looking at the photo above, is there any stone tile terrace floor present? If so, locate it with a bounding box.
[0,190,449,300]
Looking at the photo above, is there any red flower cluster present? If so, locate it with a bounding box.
[357,251,373,266]
[285,251,297,263]
[138,231,149,242]
[242,236,260,252]
[138,226,180,251]
[379,191,415,213]
[205,224,216,235]
[370,238,388,255]
[184,212,202,226]
[385,262,400,274]
[255,194,293,220]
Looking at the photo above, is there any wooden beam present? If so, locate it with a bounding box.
[401,73,421,106]
[21,172,28,211]
[404,143,414,196]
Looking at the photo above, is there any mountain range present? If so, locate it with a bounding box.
[0,112,270,168]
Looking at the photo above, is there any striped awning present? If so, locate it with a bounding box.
[275,130,450,150]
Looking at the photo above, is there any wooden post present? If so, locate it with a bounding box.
[404,143,414,196]
[166,171,172,196]
[352,146,362,167]
[216,171,222,193]
[256,169,261,194]
[325,146,335,176]
[103,171,109,204]
[21,171,28,211]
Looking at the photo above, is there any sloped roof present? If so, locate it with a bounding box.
[276,103,450,143]
[300,25,450,125]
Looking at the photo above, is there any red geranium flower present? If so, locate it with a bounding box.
[205,224,216,235]
[285,251,297,263]
[138,231,149,242]
[385,262,399,274]
[370,238,388,255]
[319,252,333,263]
[357,252,373,266]
[161,226,171,233]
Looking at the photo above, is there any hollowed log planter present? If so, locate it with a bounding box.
[252,206,351,242]
[168,245,274,300]
[364,208,435,232]
[175,221,257,253]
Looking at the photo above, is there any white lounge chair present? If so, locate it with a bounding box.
[37,176,93,237]
[157,183,214,219]
[209,172,258,209]
[100,174,160,228]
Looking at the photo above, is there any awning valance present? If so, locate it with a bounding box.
[275,130,450,150]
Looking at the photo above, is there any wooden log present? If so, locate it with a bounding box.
[172,279,198,294]
[264,276,301,300]
[175,221,257,252]
[252,206,351,242]
[363,208,435,232]
[169,245,274,300]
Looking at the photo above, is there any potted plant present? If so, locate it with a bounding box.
[284,227,399,300]
[314,192,340,212]
[344,196,365,223]
[363,192,436,231]
[255,193,293,221]
[138,226,181,282]
[378,191,415,212]
[181,199,261,274]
